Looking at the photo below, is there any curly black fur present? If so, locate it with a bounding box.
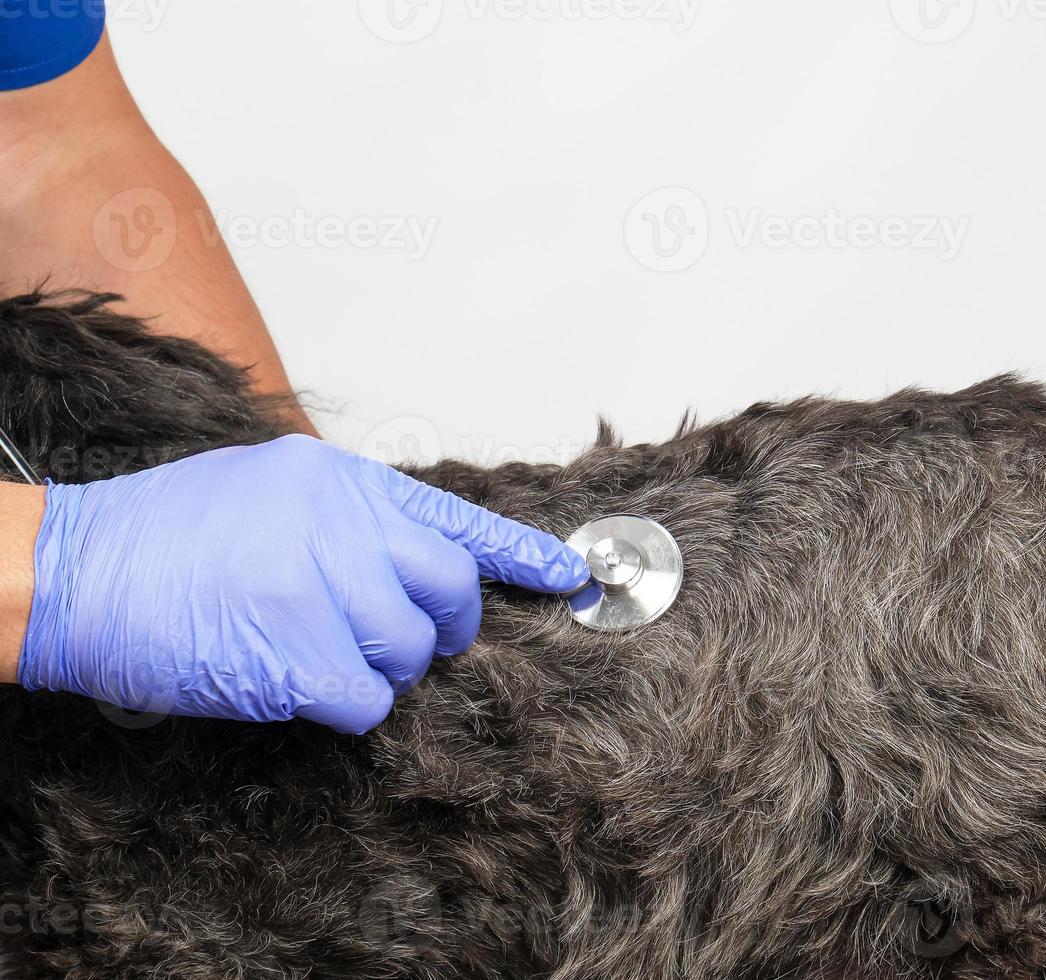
[1,290,1046,979]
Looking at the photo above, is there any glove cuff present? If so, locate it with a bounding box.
[18,480,87,694]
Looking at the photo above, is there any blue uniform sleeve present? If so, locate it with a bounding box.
[0,0,105,91]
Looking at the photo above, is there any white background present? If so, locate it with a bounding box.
[108,0,1046,465]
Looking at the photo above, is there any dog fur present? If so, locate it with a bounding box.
[1,289,1045,979]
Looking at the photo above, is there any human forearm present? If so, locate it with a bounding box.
[0,483,45,685]
[0,34,316,435]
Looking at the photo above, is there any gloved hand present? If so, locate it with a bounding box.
[17,435,589,733]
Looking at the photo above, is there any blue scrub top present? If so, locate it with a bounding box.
[0,0,105,90]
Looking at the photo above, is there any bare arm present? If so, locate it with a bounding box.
[0,483,44,684]
[0,32,317,435]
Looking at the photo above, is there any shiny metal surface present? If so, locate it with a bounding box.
[0,423,40,485]
[565,515,683,631]
[587,536,643,593]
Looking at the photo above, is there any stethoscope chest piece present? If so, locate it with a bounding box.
[565,514,683,631]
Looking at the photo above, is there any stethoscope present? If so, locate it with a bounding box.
[0,424,41,485]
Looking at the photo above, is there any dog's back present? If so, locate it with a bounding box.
[2,291,1045,979]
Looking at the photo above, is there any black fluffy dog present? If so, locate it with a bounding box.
[2,290,1046,979]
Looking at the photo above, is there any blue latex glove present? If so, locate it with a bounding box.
[17,435,589,733]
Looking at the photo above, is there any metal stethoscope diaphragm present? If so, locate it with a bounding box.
[564,514,683,631]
